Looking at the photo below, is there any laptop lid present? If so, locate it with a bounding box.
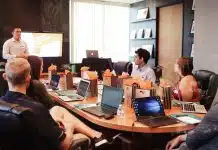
[133,97,165,118]
[76,79,90,97]
[101,85,123,109]
[50,74,60,88]
[86,50,99,58]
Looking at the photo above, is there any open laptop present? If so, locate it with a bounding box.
[133,97,179,128]
[47,74,60,90]
[86,50,99,58]
[82,85,123,118]
[55,79,90,101]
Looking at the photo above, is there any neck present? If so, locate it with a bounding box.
[138,63,146,69]
[14,37,20,41]
[8,84,27,95]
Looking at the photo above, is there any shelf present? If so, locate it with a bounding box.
[131,37,156,40]
[131,18,156,23]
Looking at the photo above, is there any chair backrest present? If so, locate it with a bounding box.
[113,61,133,75]
[0,100,56,150]
[193,70,217,98]
[0,100,32,149]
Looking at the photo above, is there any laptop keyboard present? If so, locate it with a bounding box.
[138,116,178,128]
[183,103,196,111]
[95,107,115,114]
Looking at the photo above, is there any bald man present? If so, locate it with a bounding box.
[1,58,73,149]
[2,27,29,60]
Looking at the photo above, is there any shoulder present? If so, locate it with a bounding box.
[29,80,47,94]
[3,38,13,45]
[31,80,46,88]
[146,66,155,74]
[181,75,197,83]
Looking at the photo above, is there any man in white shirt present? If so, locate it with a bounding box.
[2,27,29,60]
[131,48,156,83]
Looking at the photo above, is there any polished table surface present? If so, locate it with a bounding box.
[49,92,204,133]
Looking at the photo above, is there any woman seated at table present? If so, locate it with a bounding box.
[172,57,200,102]
[26,55,107,148]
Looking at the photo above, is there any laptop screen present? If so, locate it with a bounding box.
[77,80,90,97]
[50,74,60,88]
[133,97,164,116]
[86,50,99,58]
[101,86,123,109]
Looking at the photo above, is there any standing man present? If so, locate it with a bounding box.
[2,27,29,60]
[131,48,156,83]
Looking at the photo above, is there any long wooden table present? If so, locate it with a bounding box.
[50,92,204,133]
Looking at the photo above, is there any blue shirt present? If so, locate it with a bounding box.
[1,91,64,150]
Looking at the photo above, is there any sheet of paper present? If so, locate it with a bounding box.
[177,116,201,124]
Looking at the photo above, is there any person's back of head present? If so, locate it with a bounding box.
[27,55,43,80]
[5,58,31,87]
[176,57,193,77]
[135,48,150,64]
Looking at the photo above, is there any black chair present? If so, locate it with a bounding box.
[113,61,133,76]
[193,70,217,110]
[0,62,8,96]
[0,100,89,150]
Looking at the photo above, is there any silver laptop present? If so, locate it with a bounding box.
[56,79,90,101]
[86,50,99,58]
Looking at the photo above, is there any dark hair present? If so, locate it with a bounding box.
[176,57,193,76]
[135,48,150,64]
[27,56,42,80]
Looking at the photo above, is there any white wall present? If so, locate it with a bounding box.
[194,0,218,73]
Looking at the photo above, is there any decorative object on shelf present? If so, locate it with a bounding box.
[136,8,149,20]
[142,44,153,56]
[192,0,195,10]
[131,18,156,23]
[191,44,194,57]
[130,30,137,39]
[136,29,144,39]
[191,20,195,34]
[144,28,152,38]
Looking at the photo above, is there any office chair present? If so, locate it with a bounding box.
[193,70,217,110]
[0,100,89,150]
[0,62,8,96]
[113,61,133,75]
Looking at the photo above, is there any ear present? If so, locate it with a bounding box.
[2,73,7,81]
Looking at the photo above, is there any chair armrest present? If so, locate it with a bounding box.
[69,138,89,150]
[200,95,214,110]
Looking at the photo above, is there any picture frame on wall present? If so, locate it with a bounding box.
[192,0,195,10]
[191,20,195,34]
[136,8,149,20]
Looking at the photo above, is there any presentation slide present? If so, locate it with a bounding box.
[21,32,63,57]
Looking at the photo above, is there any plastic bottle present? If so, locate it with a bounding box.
[117,104,124,118]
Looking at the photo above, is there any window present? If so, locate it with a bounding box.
[70,1,129,62]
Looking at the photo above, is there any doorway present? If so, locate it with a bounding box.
[158,3,183,83]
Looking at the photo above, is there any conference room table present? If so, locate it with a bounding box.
[49,92,204,134]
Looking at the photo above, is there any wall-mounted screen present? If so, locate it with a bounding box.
[21,32,63,57]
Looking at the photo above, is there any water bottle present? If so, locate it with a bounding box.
[117,104,124,119]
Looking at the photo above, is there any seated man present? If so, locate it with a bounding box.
[1,58,106,149]
[131,48,156,83]
[166,102,218,150]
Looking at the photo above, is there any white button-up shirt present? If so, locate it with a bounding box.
[2,38,29,60]
[131,64,156,83]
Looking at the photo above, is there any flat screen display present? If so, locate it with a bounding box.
[21,32,63,57]
[101,86,123,109]
[133,97,164,116]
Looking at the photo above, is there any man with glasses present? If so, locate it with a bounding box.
[131,48,156,83]
[2,27,29,60]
